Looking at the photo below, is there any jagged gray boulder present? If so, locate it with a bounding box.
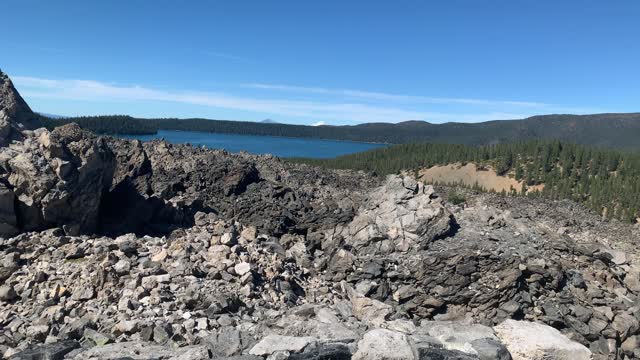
[337,175,453,255]
[0,123,115,234]
[0,70,41,147]
[353,329,415,360]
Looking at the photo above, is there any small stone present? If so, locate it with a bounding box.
[114,260,131,274]
[0,284,17,302]
[623,266,640,292]
[234,262,252,276]
[62,317,95,339]
[217,314,234,327]
[71,286,95,301]
[140,326,154,342]
[347,285,392,325]
[211,326,242,357]
[153,324,173,344]
[612,313,639,340]
[114,320,139,335]
[573,305,593,323]
[155,274,171,283]
[26,325,50,342]
[151,248,168,262]
[241,226,257,241]
[622,335,640,356]
[83,328,114,346]
[196,318,208,331]
[239,284,252,297]
[393,285,417,303]
[500,300,521,314]
[118,297,132,311]
[220,232,237,246]
[608,250,627,265]
[353,329,414,360]
[49,284,68,299]
[361,262,383,278]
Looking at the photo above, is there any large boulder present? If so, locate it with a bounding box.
[249,335,316,356]
[494,319,591,360]
[0,124,115,234]
[0,70,41,147]
[339,175,453,255]
[353,329,415,360]
[420,321,511,359]
[345,282,392,326]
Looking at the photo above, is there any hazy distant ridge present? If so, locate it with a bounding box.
[39,112,640,150]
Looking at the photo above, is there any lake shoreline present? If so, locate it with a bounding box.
[117,129,387,159]
[112,128,392,146]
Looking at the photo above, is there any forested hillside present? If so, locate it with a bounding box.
[290,141,640,223]
[39,115,156,135]
[39,112,640,150]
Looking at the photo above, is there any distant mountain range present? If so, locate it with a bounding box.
[39,112,640,150]
[1,67,637,151]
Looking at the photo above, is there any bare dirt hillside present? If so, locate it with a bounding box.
[419,163,544,193]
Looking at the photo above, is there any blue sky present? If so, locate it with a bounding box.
[2,0,639,125]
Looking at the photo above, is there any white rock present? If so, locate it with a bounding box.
[609,249,627,265]
[421,320,498,353]
[494,319,591,360]
[234,262,252,276]
[249,335,316,356]
[155,274,171,283]
[196,318,208,331]
[353,329,415,360]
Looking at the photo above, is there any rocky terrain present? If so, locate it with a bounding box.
[1,70,640,359]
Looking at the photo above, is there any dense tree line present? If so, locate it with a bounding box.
[39,113,640,150]
[39,115,157,135]
[290,141,640,223]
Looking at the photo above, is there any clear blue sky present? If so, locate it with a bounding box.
[3,0,639,125]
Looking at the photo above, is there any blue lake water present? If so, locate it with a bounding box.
[120,130,386,158]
